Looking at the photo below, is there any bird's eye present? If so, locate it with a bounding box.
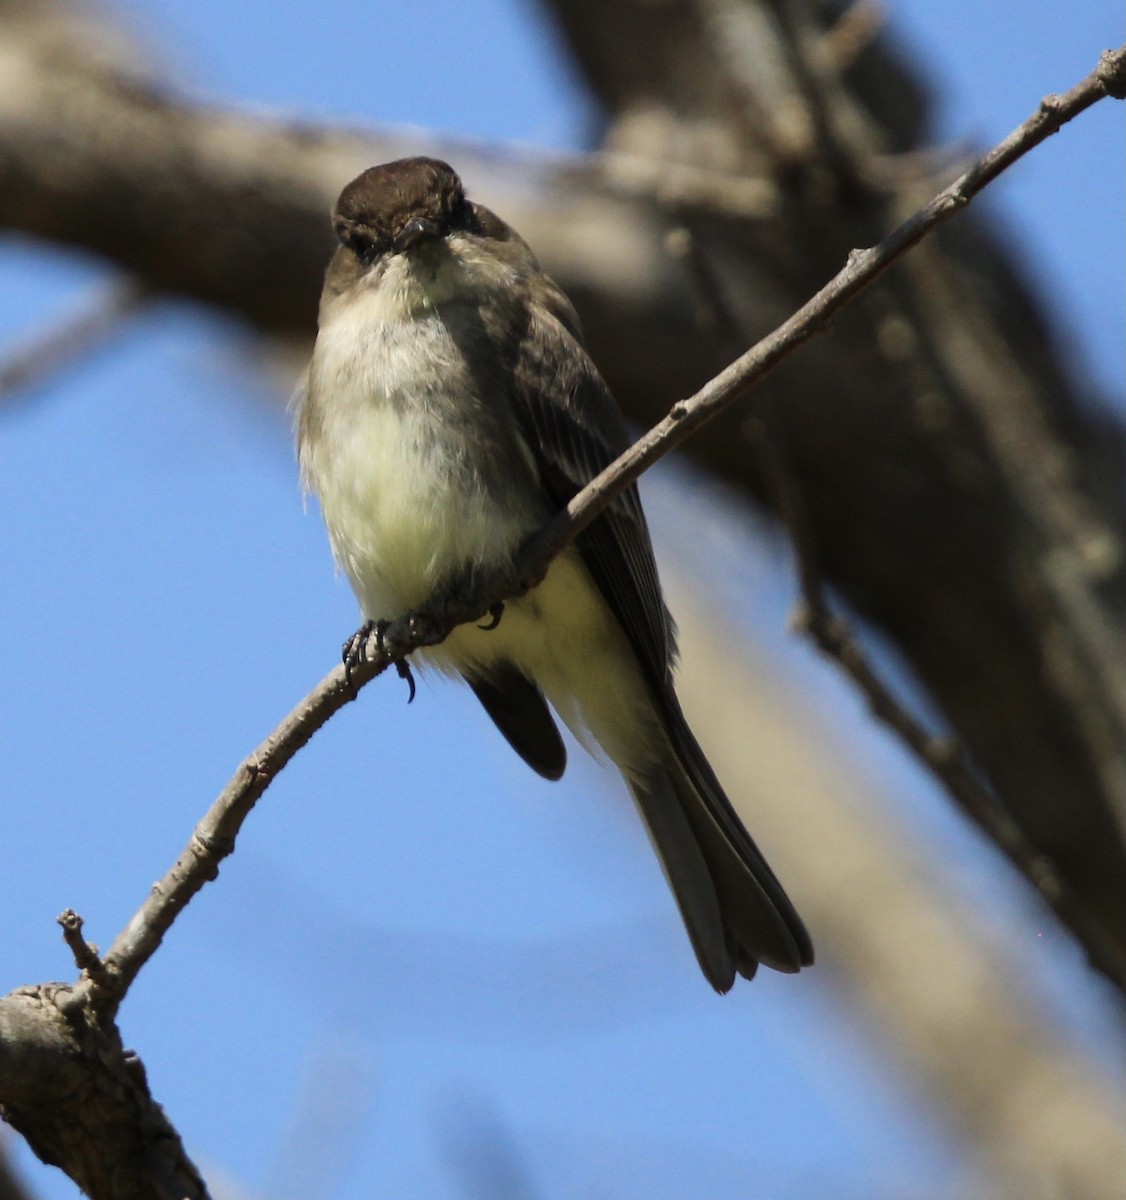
[334,218,387,264]
[358,235,390,264]
[449,196,478,232]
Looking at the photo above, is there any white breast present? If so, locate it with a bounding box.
[300,275,531,619]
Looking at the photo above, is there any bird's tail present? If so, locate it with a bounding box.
[629,688,813,993]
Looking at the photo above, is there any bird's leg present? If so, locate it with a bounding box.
[342,618,415,703]
[436,562,505,632]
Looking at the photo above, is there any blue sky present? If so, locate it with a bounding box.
[0,2,1122,1197]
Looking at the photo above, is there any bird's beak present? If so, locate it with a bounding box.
[393,217,443,253]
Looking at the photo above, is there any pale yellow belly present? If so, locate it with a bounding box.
[313,398,532,618]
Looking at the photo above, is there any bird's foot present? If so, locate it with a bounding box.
[342,619,381,698]
[342,619,418,704]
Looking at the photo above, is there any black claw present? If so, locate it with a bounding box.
[342,619,385,697]
[478,601,505,632]
[342,620,375,667]
[396,658,417,704]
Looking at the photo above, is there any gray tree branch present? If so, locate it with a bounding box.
[0,985,209,1199]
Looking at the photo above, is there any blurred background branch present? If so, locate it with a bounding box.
[0,279,148,405]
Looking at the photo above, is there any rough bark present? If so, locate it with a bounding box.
[0,985,208,1199]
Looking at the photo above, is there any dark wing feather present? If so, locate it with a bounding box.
[466,666,566,781]
[507,287,674,693]
[662,692,815,971]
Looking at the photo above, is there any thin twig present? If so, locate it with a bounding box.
[82,45,1126,1012]
[56,910,113,991]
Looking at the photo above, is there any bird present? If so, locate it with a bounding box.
[295,156,812,991]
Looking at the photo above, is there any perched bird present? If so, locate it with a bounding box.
[296,157,812,990]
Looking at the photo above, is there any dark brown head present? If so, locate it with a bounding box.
[332,157,484,263]
[321,157,565,328]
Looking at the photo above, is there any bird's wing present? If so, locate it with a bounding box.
[466,665,566,781]
[506,287,675,693]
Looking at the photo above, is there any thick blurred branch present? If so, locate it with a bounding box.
[542,0,1126,971]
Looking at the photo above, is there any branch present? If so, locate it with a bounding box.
[79,43,1126,1011]
[56,910,112,992]
[0,984,210,1199]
